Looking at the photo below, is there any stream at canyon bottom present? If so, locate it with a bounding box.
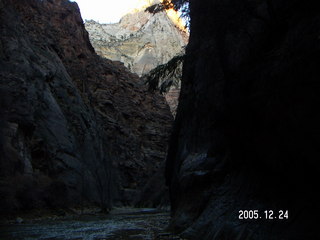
[0,208,182,240]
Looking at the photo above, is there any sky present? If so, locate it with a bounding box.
[71,0,155,24]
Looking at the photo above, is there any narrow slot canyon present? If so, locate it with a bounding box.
[1,0,319,240]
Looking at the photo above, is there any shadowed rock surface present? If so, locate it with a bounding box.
[166,0,320,239]
[0,0,173,215]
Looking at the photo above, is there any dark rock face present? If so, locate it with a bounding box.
[0,0,172,214]
[166,0,320,239]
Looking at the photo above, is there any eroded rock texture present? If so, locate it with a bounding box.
[84,2,188,77]
[0,0,173,214]
[166,0,320,239]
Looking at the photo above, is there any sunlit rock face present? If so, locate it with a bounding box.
[166,0,320,239]
[85,1,188,76]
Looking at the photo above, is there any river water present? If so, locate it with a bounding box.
[0,208,181,240]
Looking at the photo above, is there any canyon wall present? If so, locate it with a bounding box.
[85,1,188,116]
[166,0,320,239]
[84,2,188,77]
[0,0,173,215]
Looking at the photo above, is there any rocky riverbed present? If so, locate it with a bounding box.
[0,208,182,240]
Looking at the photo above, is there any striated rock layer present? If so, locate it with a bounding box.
[84,2,188,77]
[166,0,320,239]
[0,0,173,214]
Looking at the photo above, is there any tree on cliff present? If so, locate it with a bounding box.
[171,0,189,14]
[143,54,184,93]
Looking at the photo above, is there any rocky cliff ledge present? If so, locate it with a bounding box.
[166,0,320,239]
[0,0,173,214]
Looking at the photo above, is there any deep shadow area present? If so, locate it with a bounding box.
[166,0,320,239]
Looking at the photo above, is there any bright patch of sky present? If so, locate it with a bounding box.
[71,0,153,24]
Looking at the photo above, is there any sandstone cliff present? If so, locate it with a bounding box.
[0,0,173,214]
[84,1,188,77]
[84,1,188,116]
[166,0,320,239]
